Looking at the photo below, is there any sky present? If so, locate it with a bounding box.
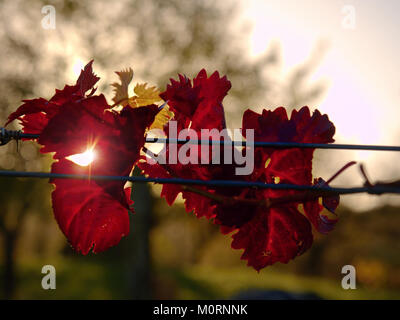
[243,0,400,210]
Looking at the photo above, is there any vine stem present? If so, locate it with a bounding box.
[142,146,356,209]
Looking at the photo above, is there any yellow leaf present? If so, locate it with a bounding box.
[111,68,134,106]
[112,76,172,129]
[129,83,162,107]
[150,105,174,130]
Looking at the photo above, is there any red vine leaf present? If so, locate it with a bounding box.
[6,61,158,254]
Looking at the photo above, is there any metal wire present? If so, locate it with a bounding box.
[1,127,400,195]
[146,138,400,151]
[0,170,399,195]
[2,128,400,151]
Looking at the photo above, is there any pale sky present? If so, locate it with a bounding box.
[244,0,400,210]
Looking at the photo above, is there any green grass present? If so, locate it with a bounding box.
[2,258,399,299]
[176,266,400,300]
[5,257,127,299]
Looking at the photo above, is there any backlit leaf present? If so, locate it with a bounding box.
[111,68,134,106]
[150,104,174,130]
[130,83,162,107]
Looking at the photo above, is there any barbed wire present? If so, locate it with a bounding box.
[0,170,399,195]
[1,127,400,195]
[1,128,400,151]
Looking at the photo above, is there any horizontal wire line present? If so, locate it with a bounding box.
[0,170,399,195]
[3,131,400,151]
[146,138,400,151]
[2,129,400,195]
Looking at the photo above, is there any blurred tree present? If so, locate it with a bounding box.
[0,0,327,298]
[0,142,50,298]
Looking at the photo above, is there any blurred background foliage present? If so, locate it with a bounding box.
[0,0,398,299]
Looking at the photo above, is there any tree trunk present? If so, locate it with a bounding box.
[127,170,153,299]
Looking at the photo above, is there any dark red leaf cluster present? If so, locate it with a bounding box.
[6,61,159,254]
[6,63,341,270]
[139,69,338,270]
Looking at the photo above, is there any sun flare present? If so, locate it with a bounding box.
[66,149,96,166]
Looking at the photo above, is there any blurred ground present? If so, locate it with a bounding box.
[1,198,399,299]
[6,261,400,300]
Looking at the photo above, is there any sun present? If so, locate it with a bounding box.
[66,149,96,166]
